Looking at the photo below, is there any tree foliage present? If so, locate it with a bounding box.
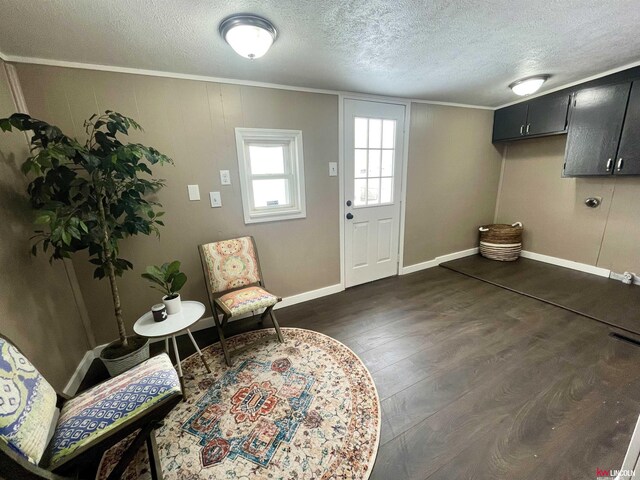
[1,111,173,346]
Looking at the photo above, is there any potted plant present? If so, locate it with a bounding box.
[142,261,187,315]
[0,111,172,376]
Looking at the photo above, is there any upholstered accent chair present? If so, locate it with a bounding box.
[0,334,182,480]
[198,236,284,366]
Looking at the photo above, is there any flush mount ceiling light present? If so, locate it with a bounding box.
[509,75,550,96]
[219,14,277,60]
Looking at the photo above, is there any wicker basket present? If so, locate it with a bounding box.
[478,222,523,261]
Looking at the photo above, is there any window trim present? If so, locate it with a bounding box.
[235,127,306,224]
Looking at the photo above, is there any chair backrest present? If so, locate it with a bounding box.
[199,236,263,295]
[0,335,57,466]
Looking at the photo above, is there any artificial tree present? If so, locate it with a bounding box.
[0,111,172,356]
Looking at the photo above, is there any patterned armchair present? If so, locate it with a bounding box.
[0,335,182,480]
[198,236,284,366]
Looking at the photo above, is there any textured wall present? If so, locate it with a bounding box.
[403,103,503,265]
[15,64,340,345]
[0,61,90,390]
[495,135,640,273]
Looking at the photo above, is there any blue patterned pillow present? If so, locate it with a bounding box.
[0,337,57,464]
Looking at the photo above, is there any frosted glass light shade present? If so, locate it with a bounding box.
[509,75,550,96]
[220,15,277,60]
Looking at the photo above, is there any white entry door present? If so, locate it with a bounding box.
[344,99,406,287]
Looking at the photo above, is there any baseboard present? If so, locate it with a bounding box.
[400,247,479,275]
[609,271,640,286]
[87,282,345,362]
[519,250,611,278]
[63,349,95,396]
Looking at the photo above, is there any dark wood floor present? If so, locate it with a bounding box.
[442,254,640,336]
[81,267,640,479]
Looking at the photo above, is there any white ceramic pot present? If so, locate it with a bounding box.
[100,336,150,377]
[162,293,182,314]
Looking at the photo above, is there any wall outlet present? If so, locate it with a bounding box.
[329,162,338,177]
[220,170,231,185]
[209,191,222,208]
[187,184,200,201]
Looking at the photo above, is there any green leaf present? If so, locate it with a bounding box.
[170,272,187,294]
[61,230,72,245]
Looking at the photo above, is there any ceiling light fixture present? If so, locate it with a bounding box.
[509,75,550,96]
[219,14,277,60]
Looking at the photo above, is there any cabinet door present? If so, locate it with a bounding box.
[492,103,528,142]
[526,93,570,136]
[563,83,631,177]
[615,81,640,175]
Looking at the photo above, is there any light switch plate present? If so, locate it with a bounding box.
[220,170,231,185]
[329,162,338,176]
[210,191,222,208]
[187,184,200,201]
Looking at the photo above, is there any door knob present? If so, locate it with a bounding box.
[346,213,354,220]
[346,200,352,206]
[585,197,601,208]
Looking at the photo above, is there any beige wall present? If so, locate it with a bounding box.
[495,135,640,273]
[403,103,503,265]
[0,61,90,390]
[15,64,341,345]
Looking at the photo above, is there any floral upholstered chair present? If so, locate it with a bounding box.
[0,334,182,480]
[198,236,285,366]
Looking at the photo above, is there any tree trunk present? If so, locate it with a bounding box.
[97,192,128,347]
[106,258,128,347]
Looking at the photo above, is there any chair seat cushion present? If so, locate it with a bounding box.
[47,353,181,469]
[218,286,279,316]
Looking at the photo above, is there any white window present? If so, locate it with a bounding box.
[235,128,306,224]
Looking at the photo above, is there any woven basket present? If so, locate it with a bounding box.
[479,222,523,261]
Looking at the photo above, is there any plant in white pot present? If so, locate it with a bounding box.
[0,111,172,376]
[142,261,187,315]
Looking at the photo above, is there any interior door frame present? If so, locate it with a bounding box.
[338,93,411,288]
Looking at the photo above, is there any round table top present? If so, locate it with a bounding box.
[134,300,206,338]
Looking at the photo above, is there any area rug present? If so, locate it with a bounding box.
[97,327,380,479]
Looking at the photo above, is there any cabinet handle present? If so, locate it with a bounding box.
[606,158,613,171]
[526,124,530,134]
[617,158,624,171]
[520,125,524,135]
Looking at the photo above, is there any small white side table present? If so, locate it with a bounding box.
[134,300,210,393]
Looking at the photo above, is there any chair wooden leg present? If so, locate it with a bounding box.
[268,308,285,343]
[146,430,163,480]
[213,304,232,367]
[106,423,156,480]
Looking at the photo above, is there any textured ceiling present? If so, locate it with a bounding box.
[1,0,640,106]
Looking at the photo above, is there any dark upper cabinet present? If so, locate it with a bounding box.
[493,103,528,141]
[492,93,569,142]
[563,83,631,177]
[526,93,570,136]
[616,81,640,175]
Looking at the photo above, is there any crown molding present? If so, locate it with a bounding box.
[3,53,494,110]
[495,58,640,110]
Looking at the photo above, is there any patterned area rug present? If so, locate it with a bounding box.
[97,328,380,479]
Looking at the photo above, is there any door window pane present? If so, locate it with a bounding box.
[354,117,368,148]
[367,178,380,204]
[380,177,393,204]
[252,179,289,207]
[354,149,368,178]
[249,145,285,174]
[368,119,382,148]
[381,150,394,177]
[354,179,367,206]
[382,120,396,149]
[368,149,381,177]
